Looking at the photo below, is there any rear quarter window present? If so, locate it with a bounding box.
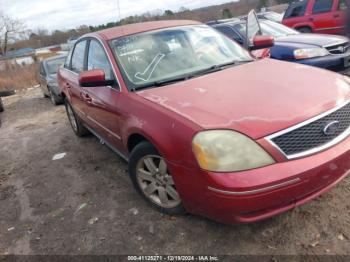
[338,0,348,10]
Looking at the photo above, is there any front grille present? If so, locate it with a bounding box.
[270,102,350,158]
[325,42,349,54]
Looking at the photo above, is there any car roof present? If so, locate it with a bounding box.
[86,20,202,40]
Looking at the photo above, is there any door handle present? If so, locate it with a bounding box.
[334,14,340,18]
[309,17,314,21]
[82,92,92,103]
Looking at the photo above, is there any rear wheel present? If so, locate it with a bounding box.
[48,87,61,106]
[297,27,312,33]
[64,99,90,137]
[0,97,4,112]
[128,141,185,215]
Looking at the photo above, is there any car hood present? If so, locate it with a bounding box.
[137,59,350,139]
[276,33,348,48]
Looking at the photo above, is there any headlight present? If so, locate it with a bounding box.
[343,75,350,85]
[192,130,275,172]
[294,48,329,60]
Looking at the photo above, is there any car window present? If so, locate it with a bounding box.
[312,0,333,14]
[71,40,87,73]
[284,0,307,18]
[215,26,243,44]
[338,0,348,10]
[46,57,66,75]
[87,40,114,81]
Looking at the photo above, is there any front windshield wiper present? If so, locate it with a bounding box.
[132,76,190,91]
[131,60,253,91]
[189,60,253,78]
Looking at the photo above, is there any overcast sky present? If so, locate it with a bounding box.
[1,0,235,31]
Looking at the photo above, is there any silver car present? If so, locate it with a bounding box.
[39,55,66,105]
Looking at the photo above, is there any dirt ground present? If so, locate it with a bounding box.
[0,87,349,256]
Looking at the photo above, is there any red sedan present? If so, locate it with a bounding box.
[58,20,350,224]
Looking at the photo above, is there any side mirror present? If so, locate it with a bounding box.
[252,35,274,50]
[246,10,262,49]
[79,69,106,87]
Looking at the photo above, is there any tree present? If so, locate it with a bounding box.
[179,6,189,12]
[0,13,24,55]
[258,0,268,10]
[222,8,233,19]
[164,10,174,16]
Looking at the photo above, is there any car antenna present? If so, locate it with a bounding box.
[117,0,123,33]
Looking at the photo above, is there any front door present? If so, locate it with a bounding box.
[82,39,124,151]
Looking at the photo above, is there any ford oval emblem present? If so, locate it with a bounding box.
[323,121,340,136]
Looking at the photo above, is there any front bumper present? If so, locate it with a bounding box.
[295,52,350,72]
[169,135,350,224]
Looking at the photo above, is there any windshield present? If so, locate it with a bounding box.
[234,20,299,38]
[46,57,66,75]
[110,25,253,90]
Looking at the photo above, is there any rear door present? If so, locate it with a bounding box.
[309,0,338,34]
[66,39,89,121]
[82,38,124,150]
[332,0,348,34]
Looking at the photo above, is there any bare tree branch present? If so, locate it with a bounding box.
[0,12,25,55]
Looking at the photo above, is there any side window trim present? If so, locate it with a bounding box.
[87,36,121,91]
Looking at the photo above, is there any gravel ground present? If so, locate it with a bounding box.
[0,87,349,256]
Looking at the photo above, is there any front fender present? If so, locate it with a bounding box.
[119,93,202,168]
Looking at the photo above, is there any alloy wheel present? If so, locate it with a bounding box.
[49,89,56,105]
[136,155,181,208]
[66,104,78,132]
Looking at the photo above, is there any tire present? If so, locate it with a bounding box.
[0,90,15,97]
[297,27,312,33]
[64,99,90,137]
[128,141,185,215]
[0,97,4,112]
[48,86,62,106]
